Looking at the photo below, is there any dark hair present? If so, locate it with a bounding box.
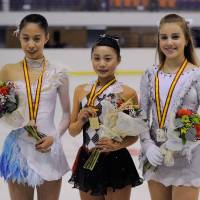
[92,34,121,60]
[156,13,199,67]
[19,14,48,35]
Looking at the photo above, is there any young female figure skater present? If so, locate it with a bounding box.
[68,34,143,200]
[140,14,200,200]
[0,14,70,200]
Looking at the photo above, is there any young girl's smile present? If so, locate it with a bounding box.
[19,23,49,60]
[91,46,120,82]
[159,22,187,61]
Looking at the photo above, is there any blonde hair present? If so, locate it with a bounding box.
[156,14,199,68]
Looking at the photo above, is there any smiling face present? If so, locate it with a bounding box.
[19,23,49,60]
[91,46,120,83]
[159,22,187,62]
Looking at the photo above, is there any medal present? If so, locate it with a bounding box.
[156,128,167,142]
[89,117,100,130]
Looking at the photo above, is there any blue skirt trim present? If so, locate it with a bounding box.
[0,128,44,187]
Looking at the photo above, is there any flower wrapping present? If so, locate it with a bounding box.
[84,94,148,170]
[100,99,148,141]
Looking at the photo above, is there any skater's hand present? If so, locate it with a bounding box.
[96,137,122,152]
[77,107,97,124]
[35,136,54,153]
[146,144,164,166]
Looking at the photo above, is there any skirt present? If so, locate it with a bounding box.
[144,144,200,187]
[69,146,143,196]
[0,128,44,187]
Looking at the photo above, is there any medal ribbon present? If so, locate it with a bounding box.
[87,78,116,106]
[155,59,188,128]
[23,58,46,122]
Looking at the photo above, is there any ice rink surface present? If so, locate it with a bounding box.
[0,74,199,200]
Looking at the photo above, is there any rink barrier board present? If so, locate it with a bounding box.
[68,70,144,76]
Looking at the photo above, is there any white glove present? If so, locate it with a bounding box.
[146,144,164,167]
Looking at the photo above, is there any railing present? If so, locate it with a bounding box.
[1,0,200,12]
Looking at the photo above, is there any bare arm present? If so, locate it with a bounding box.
[0,65,8,81]
[68,85,96,137]
[120,135,138,148]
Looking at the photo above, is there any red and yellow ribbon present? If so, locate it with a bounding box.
[87,78,116,107]
[23,58,46,122]
[155,59,188,128]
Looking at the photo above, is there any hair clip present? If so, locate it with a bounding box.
[186,18,193,27]
[13,24,20,37]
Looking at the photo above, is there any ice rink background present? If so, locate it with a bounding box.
[1,49,200,199]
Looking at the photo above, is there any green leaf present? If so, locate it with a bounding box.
[181,116,190,123]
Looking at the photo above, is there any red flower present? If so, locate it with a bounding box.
[0,86,9,96]
[195,124,200,138]
[176,109,193,117]
[116,99,124,108]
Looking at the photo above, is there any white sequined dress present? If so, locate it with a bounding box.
[0,59,70,187]
[140,65,200,186]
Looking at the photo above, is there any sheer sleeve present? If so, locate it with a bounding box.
[140,70,155,153]
[195,78,200,106]
[57,73,70,137]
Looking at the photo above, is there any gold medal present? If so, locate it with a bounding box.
[89,117,100,130]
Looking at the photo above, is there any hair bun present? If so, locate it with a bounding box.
[98,34,120,44]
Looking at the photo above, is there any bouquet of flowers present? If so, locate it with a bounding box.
[0,81,45,142]
[174,109,200,143]
[84,94,148,170]
[161,108,200,166]
[174,109,200,144]
[144,108,200,173]
[0,81,18,118]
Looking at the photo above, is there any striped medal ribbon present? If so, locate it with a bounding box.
[23,58,46,123]
[155,59,188,129]
[87,77,116,130]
